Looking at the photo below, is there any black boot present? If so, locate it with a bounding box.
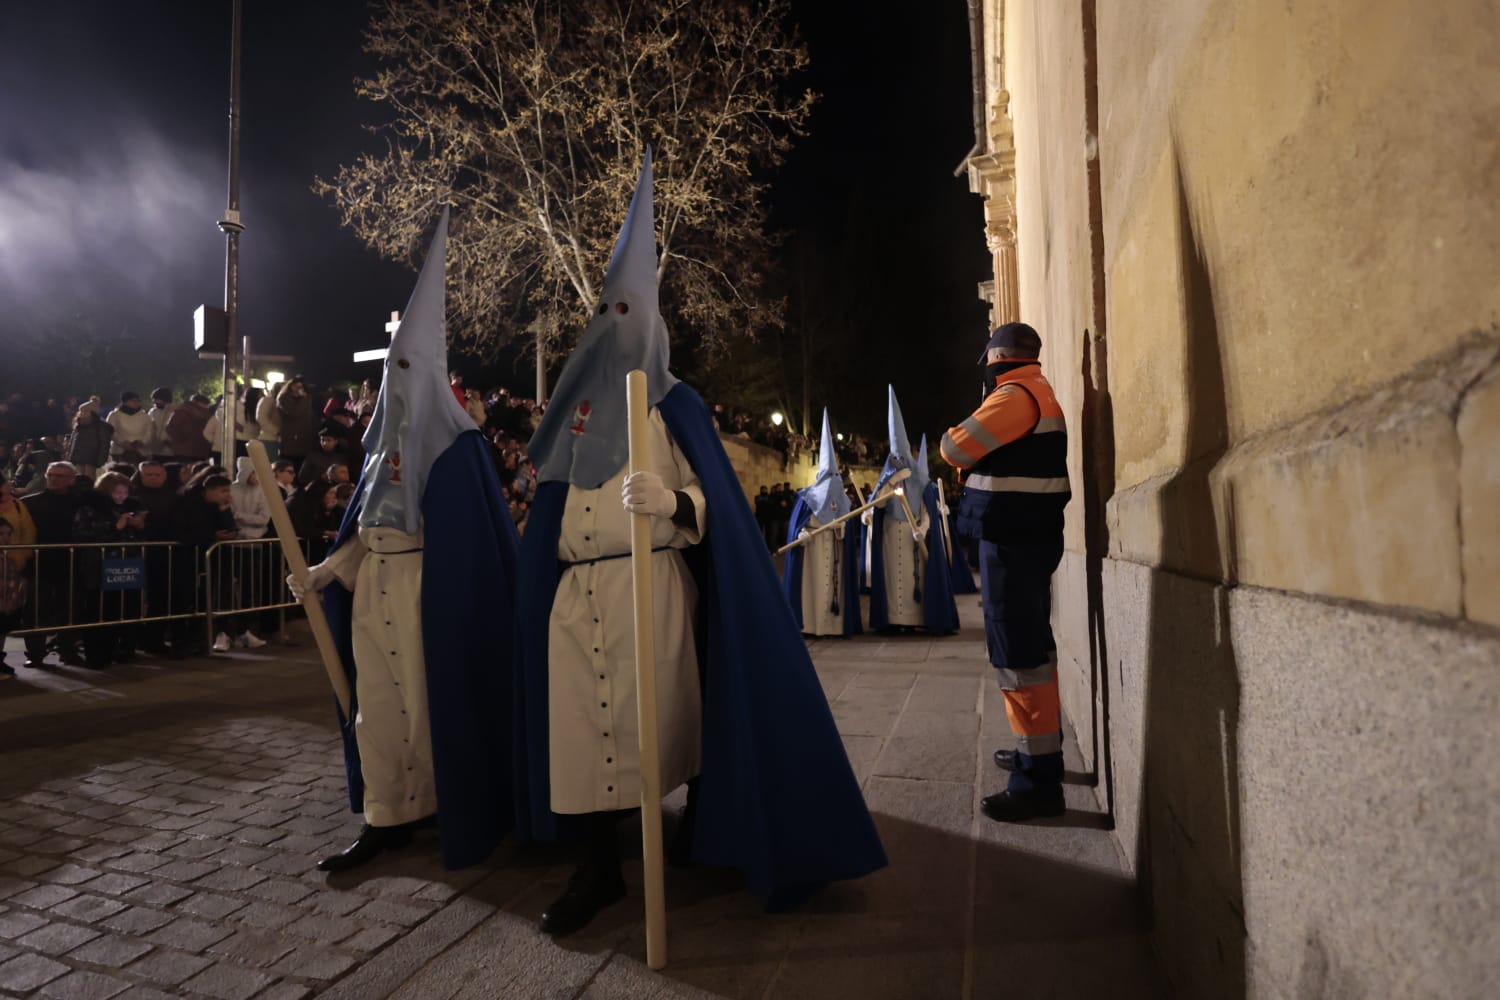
[993,749,1017,772]
[540,815,626,936]
[317,823,412,872]
[980,789,1065,823]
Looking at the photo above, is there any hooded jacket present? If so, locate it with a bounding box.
[230,456,271,539]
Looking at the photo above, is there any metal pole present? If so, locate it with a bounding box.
[219,0,245,459]
[535,327,546,406]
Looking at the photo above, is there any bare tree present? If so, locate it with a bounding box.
[315,0,813,365]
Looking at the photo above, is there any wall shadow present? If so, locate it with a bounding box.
[1132,158,1246,997]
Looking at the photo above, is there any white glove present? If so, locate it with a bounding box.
[288,561,336,602]
[797,528,812,543]
[912,525,928,544]
[622,470,676,518]
[860,509,874,528]
[938,504,950,517]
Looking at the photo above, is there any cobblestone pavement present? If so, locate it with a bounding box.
[0,599,1159,999]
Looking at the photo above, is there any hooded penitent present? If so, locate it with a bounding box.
[873,385,928,522]
[355,207,476,534]
[514,148,886,907]
[798,409,851,524]
[322,207,521,870]
[527,148,678,490]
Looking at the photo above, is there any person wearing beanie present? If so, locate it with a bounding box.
[66,396,113,479]
[296,421,352,487]
[106,391,153,464]
[941,321,1071,823]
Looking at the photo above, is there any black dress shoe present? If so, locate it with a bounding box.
[317,824,412,872]
[540,862,626,937]
[993,749,1016,772]
[980,790,1065,823]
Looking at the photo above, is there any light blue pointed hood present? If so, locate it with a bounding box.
[530,147,679,489]
[355,207,473,533]
[797,409,851,524]
[874,385,928,523]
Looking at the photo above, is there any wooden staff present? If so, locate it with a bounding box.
[936,478,954,564]
[625,370,667,971]
[775,468,911,555]
[245,440,352,717]
[892,483,930,563]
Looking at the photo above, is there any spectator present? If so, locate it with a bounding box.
[464,387,487,427]
[297,422,351,486]
[256,380,284,461]
[0,473,37,578]
[19,461,87,666]
[73,471,147,668]
[287,480,337,564]
[147,388,175,461]
[271,458,298,500]
[106,391,153,464]
[754,484,775,548]
[353,378,378,419]
[228,457,273,649]
[167,473,237,657]
[0,518,23,676]
[67,397,113,478]
[130,461,179,654]
[276,376,317,465]
[449,370,466,408]
[165,394,214,463]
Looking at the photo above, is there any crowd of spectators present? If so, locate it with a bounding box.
[0,373,898,675]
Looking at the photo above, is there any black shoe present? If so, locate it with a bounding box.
[980,790,1065,824]
[993,749,1016,772]
[539,861,627,937]
[316,824,412,872]
[0,663,15,678]
[58,648,87,667]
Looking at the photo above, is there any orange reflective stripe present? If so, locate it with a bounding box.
[940,429,979,468]
[1002,679,1060,737]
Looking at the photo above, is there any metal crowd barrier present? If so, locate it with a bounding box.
[0,538,310,646]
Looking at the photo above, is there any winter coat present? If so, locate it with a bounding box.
[105,406,154,460]
[67,420,113,470]
[255,386,282,441]
[165,405,213,461]
[276,389,316,457]
[229,456,271,539]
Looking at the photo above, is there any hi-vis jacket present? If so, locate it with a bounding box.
[940,362,1069,543]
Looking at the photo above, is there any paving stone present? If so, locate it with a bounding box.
[340,924,401,953]
[0,909,48,939]
[212,846,274,868]
[180,962,278,1000]
[17,920,102,955]
[352,897,434,928]
[177,891,250,920]
[147,916,233,952]
[66,932,156,967]
[38,968,131,999]
[0,876,40,900]
[0,951,71,992]
[165,838,225,859]
[270,944,359,980]
[254,981,312,1000]
[80,872,151,897]
[206,927,299,967]
[124,948,214,986]
[230,901,303,931]
[304,891,368,917]
[50,892,129,923]
[283,912,360,945]
[9,883,79,909]
[100,906,174,935]
[3,854,61,877]
[103,851,167,872]
[122,883,193,907]
[193,866,269,893]
[229,826,286,847]
[147,858,217,883]
[71,843,134,865]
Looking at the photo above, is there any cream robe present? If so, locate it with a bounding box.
[880,505,931,628]
[325,526,437,827]
[548,409,707,815]
[799,518,848,637]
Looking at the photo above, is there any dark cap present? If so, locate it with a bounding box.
[189,393,211,405]
[151,387,173,402]
[120,390,140,402]
[979,322,1042,362]
[317,421,343,439]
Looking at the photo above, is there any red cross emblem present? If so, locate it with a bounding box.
[385,451,402,484]
[569,400,592,436]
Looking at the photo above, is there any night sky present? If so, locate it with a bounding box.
[0,1,989,440]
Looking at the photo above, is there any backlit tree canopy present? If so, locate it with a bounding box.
[315,0,813,360]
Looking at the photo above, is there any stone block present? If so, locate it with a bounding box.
[0,952,70,992]
[1458,361,1500,625]
[0,908,48,939]
[180,963,277,1000]
[770,911,965,1000]
[39,969,130,999]
[147,916,233,953]
[49,893,128,923]
[99,906,173,935]
[17,919,101,955]
[67,931,155,967]
[872,710,978,784]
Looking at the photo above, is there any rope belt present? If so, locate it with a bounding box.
[562,545,672,569]
[367,547,423,555]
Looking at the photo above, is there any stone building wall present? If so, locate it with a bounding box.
[968,1,1499,996]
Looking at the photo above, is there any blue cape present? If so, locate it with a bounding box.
[322,430,520,869]
[513,383,887,910]
[868,481,960,635]
[781,498,862,638]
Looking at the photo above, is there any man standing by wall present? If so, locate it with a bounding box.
[941,322,1071,822]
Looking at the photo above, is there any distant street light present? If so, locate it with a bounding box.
[836,432,844,441]
[770,412,784,427]
[265,370,286,385]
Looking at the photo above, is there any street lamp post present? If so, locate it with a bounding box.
[217,0,245,455]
